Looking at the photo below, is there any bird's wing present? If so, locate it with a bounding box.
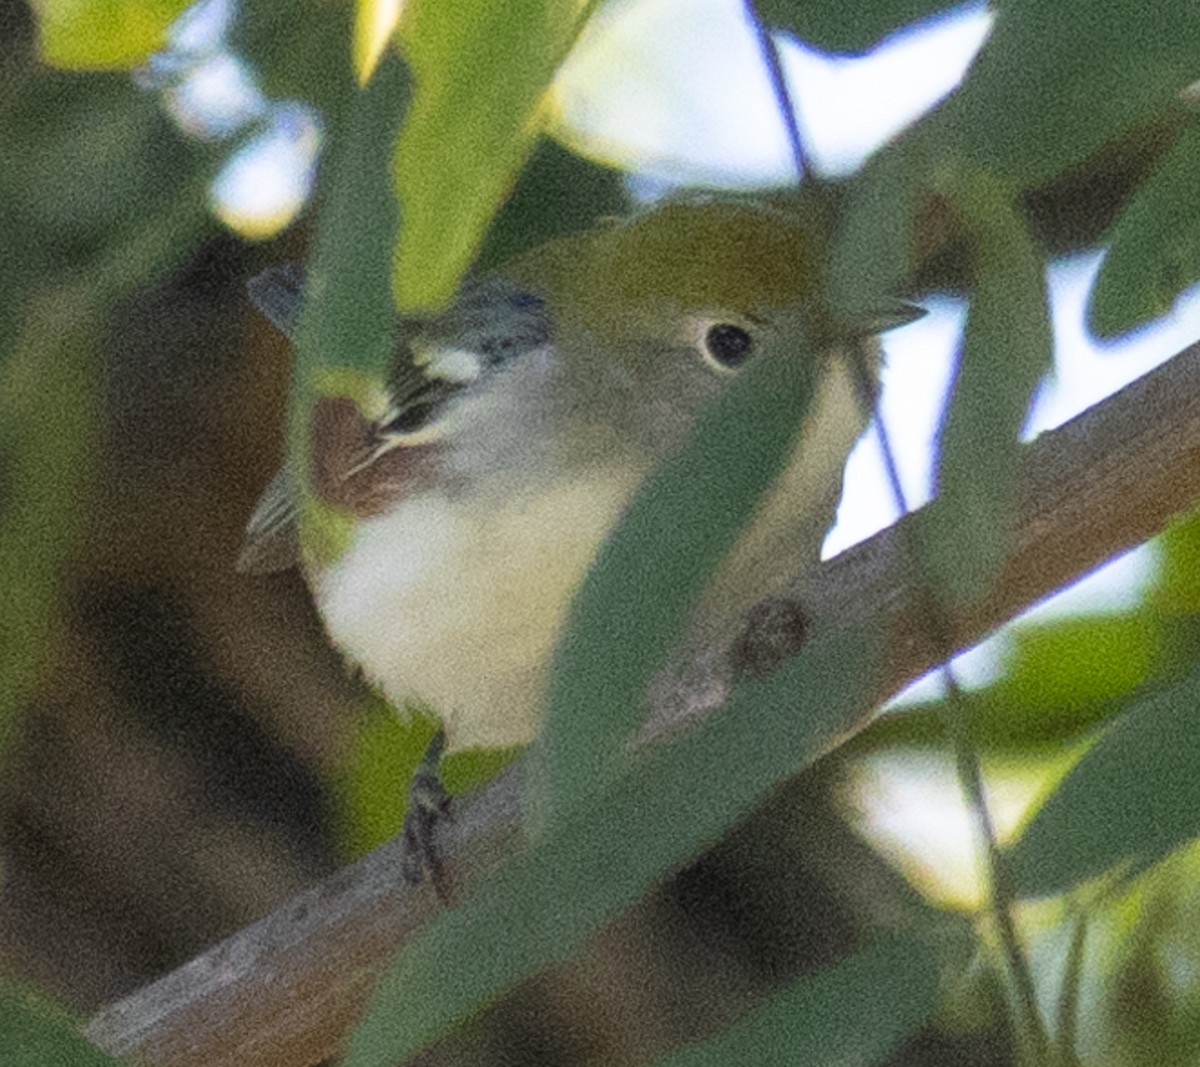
[237,466,301,574]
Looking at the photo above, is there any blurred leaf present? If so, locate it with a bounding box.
[0,979,121,1065]
[928,174,1051,604]
[391,0,583,310]
[1098,853,1200,1064]
[829,144,923,320]
[654,933,941,1067]
[290,53,406,382]
[1088,119,1200,337]
[1008,661,1200,898]
[932,0,1200,186]
[0,52,207,774]
[857,612,1159,757]
[335,700,519,860]
[88,182,211,303]
[755,0,958,53]
[1155,506,1200,616]
[0,290,95,777]
[334,701,438,860]
[440,742,521,795]
[475,137,628,275]
[30,0,190,70]
[0,195,36,366]
[346,624,882,1067]
[287,53,408,565]
[981,614,1158,732]
[234,0,357,118]
[352,0,396,85]
[537,313,821,828]
[5,80,156,239]
[0,74,197,252]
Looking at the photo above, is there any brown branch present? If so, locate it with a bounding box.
[85,340,1200,1067]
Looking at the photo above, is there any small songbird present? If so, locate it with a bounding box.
[240,196,917,874]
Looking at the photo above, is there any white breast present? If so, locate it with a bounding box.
[315,472,638,751]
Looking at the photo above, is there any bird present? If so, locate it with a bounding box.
[240,194,919,885]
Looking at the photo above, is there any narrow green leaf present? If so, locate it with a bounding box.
[334,701,439,861]
[345,623,882,1067]
[286,54,409,566]
[292,53,408,383]
[984,613,1157,724]
[335,701,520,861]
[755,0,958,53]
[474,138,629,276]
[1088,119,1200,338]
[852,608,1159,758]
[1008,661,1200,899]
[31,0,190,70]
[537,319,821,828]
[0,289,96,764]
[1156,505,1200,616]
[392,0,583,311]
[0,979,121,1066]
[928,175,1051,604]
[932,0,1200,186]
[232,0,357,119]
[654,933,941,1067]
[829,143,923,322]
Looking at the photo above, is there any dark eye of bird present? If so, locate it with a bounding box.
[704,323,754,368]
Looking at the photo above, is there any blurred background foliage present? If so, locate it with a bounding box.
[4,0,1200,1063]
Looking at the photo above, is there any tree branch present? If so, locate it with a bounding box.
[85,340,1200,1067]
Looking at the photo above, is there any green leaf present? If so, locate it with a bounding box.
[440,743,522,796]
[0,289,96,764]
[0,73,201,257]
[233,0,356,119]
[856,611,1160,757]
[4,83,156,239]
[1155,505,1200,616]
[755,0,959,53]
[346,624,882,1067]
[536,316,821,828]
[0,979,121,1065]
[927,174,1051,604]
[335,700,520,860]
[31,0,191,70]
[286,53,409,565]
[392,0,583,311]
[932,0,1200,186]
[653,933,941,1067]
[474,137,629,275]
[1008,661,1200,899]
[1088,119,1200,338]
[334,701,439,861]
[981,614,1158,732]
[829,142,923,321]
[292,53,409,382]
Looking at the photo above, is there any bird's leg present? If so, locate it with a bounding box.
[399,727,454,903]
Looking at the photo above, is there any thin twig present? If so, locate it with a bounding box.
[743,1,811,179]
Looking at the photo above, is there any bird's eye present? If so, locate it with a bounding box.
[704,323,754,369]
